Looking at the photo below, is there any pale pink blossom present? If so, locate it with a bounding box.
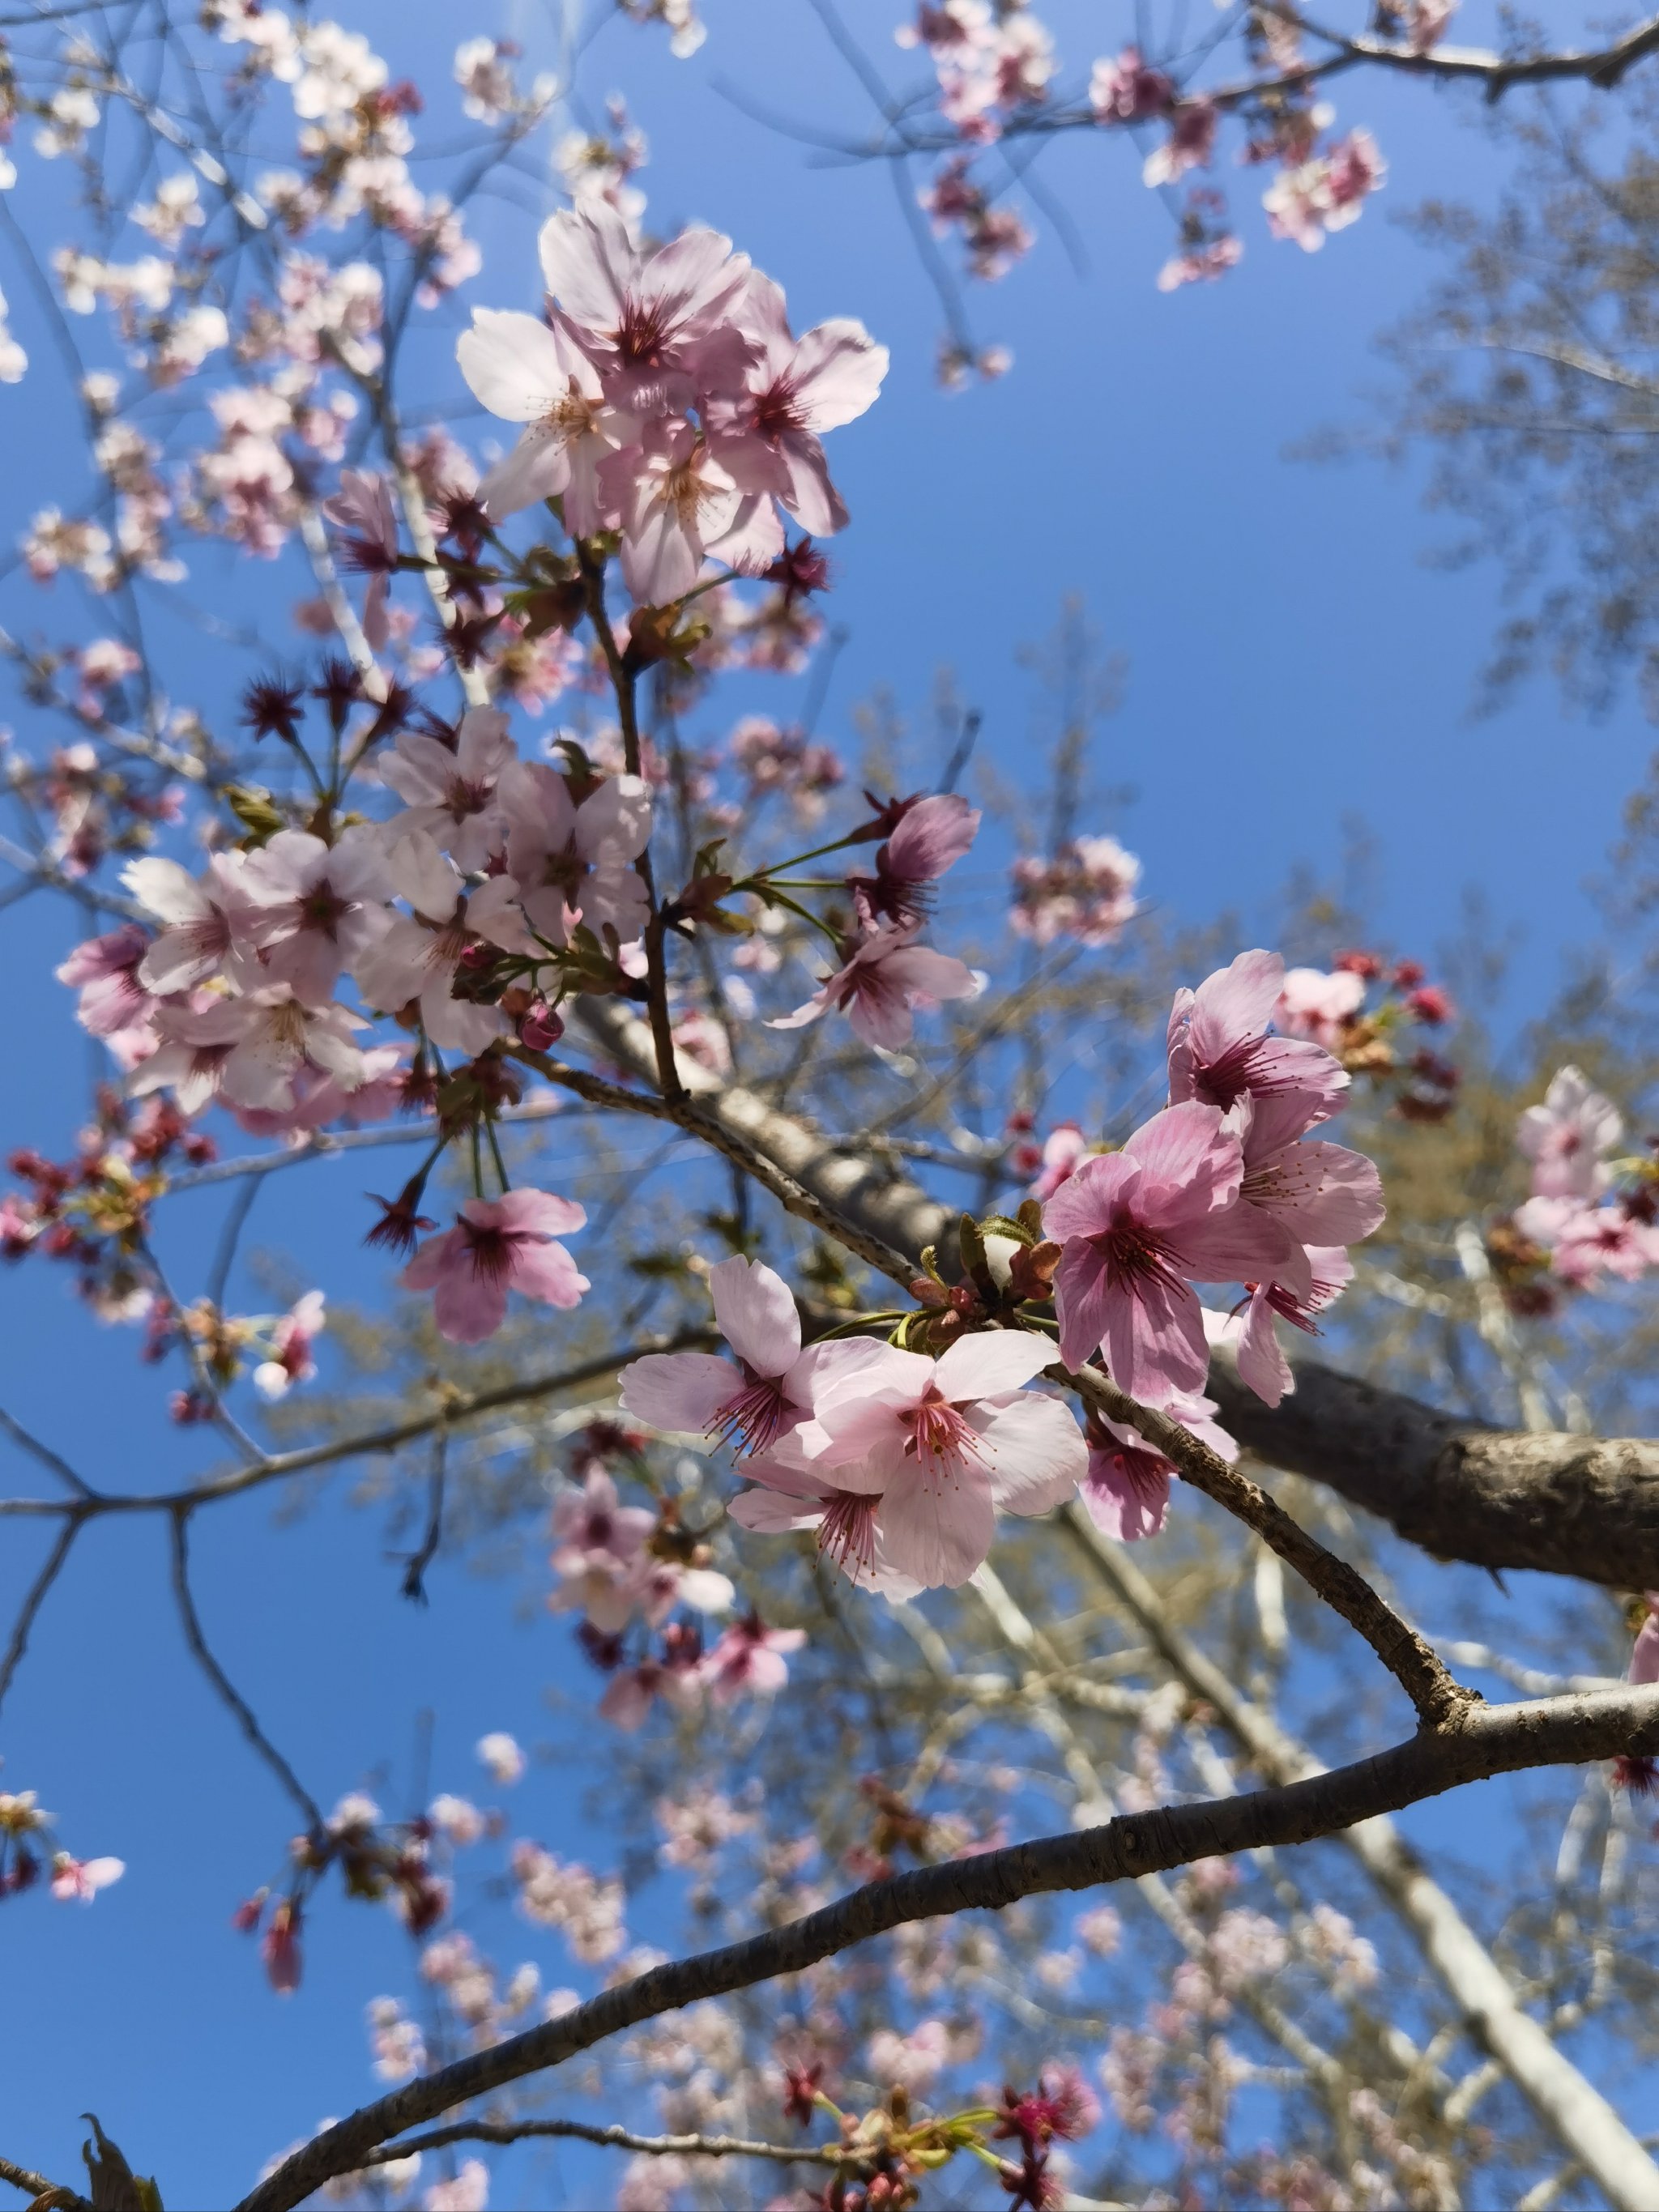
[321,468,398,647]
[122,852,270,992]
[1030,1123,1088,1203]
[1273,964,1367,1047]
[775,1332,1085,1588]
[49,1852,125,1902]
[1090,46,1174,123]
[455,309,621,530]
[700,1613,806,1703]
[351,829,510,1055]
[868,2017,949,2096]
[379,707,517,872]
[1045,1102,1306,1397]
[496,760,652,949]
[254,1289,326,1399]
[705,271,888,543]
[539,200,751,412]
[847,791,980,925]
[1630,1597,1659,1686]
[130,988,368,1115]
[1010,835,1141,947]
[548,1467,656,1632]
[1226,1248,1354,1408]
[424,2160,488,2212]
[56,924,151,1038]
[241,828,390,1004]
[600,419,742,605]
[1082,1389,1236,1542]
[1143,100,1218,186]
[621,1255,876,1460]
[1516,1200,1659,1289]
[402,1190,589,1345]
[1168,949,1349,1120]
[1235,1090,1384,1253]
[769,919,979,1050]
[1517,1067,1623,1202]
[476,1733,527,1786]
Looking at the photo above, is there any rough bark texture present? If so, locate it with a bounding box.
[577,1004,1659,1589]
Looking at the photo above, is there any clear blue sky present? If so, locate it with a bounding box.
[0,2,1649,2202]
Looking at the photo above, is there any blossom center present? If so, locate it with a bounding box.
[708,1365,790,1456]
[901,1384,982,1477]
[818,1490,876,1578]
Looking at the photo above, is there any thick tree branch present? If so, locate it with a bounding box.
[238,1684,1659,2212]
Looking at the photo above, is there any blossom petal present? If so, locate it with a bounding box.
[709,1255,800,1376]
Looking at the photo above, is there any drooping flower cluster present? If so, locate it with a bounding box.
[1009,833,1141,947]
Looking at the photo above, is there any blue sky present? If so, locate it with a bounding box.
[0,2,1652,2202]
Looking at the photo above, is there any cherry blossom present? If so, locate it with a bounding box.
[1044,1102,1304,1398]
[455,308,621,530]
[539,201,750,413]
[700,1613,806,1703]
[1010,835,1141,946]
[601,418,743,604]
[378,707,516,872]
[703,272,889,544]
[1224,1249,1354,1409]
[49,1852,125,1903]
[476,1733,527,1787]
[847,791,980,925]
[56,925,151,1039]
[770,919,979,1050]
[1029,1123,1088,1203]
[495,760,652,950]
[254,1289,326,1399]
[1517,1067,1623,1201]
[621,1259,847,1450]
[402,1190,589,1344]
[351,829,511,1055]
[1167,949,1349,1120]
[130,988,368,1115]
[122,852,270,993]
[766,1332,1085,1588]
[241,827,390,1004]
[1082,1390,1237,1543]
[1274,964,1367,1047]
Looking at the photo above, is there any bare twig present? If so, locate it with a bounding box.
[360,2116,840,2169]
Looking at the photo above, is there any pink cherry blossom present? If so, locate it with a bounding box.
[122,851,270,992]
[1273,964,1367,1048]
[600,420,742,605]
[497,760,652,949]
[1167,950,1349,1120]
[1235,1090,1384,1252]
[548,1466,658,1630]
[1082,1390,1237,1544]
[401,1188,589,1344]
[1030,1122,1088,1203]
[241,827,390,1004]
[1516,1198,1659,1289]
[620,1255,878,1458]
[780,1332,1085,1588]
[700,1612,806,1704]
[351,829,510,1055]
[847,791,980,925]
[1630,1598,1659,1686]
[769,919,979,1050]
[49,1852,125,1902]
[321,467,397,646]
[539,201,752,412]
[705,272,888,541]
[1044,1102,1306,1398]
[254,1289,326,1399]
[1517,1067,1623,1201]
[130,987,368,1115]
[56,923,151,1037]
[379,707,517,872]
[455,308,622,530]
[1227,1247,1354,1408]
[1090,46,1174,123]
[1143,100,1218,187]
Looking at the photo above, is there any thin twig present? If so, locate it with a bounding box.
[168,1511,322,1832]
[0,1518,79,1717]
[360,2117,840,2169]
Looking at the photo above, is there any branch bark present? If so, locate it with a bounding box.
[237,1683,1659,2212]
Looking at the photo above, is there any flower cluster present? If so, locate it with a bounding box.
[1495,1067,1659,1309]
[0,1784,124,1907]
[1009,833,1141,947]
[457,202,888,605]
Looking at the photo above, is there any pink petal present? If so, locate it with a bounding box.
[1189,948,1284,1059]
[970,1392,1086,1512]
[1102,1272,1209,1401]
[1043,1152,1140,1244]
[710,1255,800,1376]
[877,1463,996,1589]
[934,1330,1054,1402]
[1236,1290,1294,1407]
[509,1240,590,1311]
[621,1352,739,1434]
[1081,1451,1170,1541]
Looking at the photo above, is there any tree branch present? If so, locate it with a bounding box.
[237,1684,1659,2212]
[359,2117,839,2169]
